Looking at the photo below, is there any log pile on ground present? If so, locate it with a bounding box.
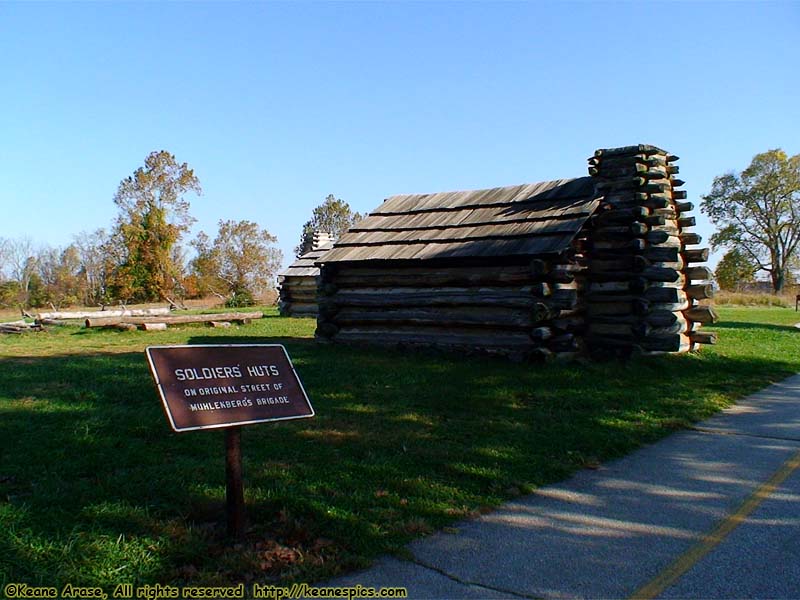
[84,311,264,330]
[37,307,171,320]
[587,145,717,355]
[0,320,44,334]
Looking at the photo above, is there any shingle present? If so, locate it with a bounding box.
[323,177,598,263]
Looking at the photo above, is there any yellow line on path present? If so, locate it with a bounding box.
[631,447,800,600]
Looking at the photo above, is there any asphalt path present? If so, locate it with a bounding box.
[326,374,800,599]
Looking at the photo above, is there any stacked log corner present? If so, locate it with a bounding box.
[587,144,716,356]
[315,255,587,361]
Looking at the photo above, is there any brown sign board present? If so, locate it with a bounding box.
[146,344,314,432]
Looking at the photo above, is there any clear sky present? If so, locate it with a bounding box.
[1,1,798,271]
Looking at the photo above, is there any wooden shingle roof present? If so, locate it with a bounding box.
[279,245,332,279]
[321,177,599,263]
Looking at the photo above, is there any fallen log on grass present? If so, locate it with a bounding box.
[0,320,44,334]
[1,320,28,327]
[85,311,263,328]
[36,318,71,326]
[0,327,24,334]
[39,307,171,320]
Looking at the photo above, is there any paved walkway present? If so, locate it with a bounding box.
[327,374,800,599]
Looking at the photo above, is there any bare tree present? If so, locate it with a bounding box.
[0,237,9,280]
[5,237,38,306]
[73,229,111,306]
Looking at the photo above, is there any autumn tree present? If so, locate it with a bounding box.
[0,282,18,308]
[108,151,201,303]
[295,194,362,256]
[714,249,758,292]
[36,245,83,309]
[702,149,800,293]
[186,232,217,299]
[191,220,283,307]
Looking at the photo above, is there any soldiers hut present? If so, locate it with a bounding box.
[315,145,717,359]
[278,232,334,317]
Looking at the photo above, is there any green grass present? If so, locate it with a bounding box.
[1,306,799,589]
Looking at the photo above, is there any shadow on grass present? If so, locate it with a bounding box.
[0,343,798,586]
[711,321,799,333]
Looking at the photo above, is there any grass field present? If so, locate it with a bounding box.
[1,306,799,589]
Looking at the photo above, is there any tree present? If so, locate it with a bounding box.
[36,245,83,309]
[295,194,362,256]
[5,237,38,307]
[0,237,8,280]
[188,232,222,301]
[191,220,283,306]
[714,249,758,292]
[108,150,201,302]
[0,281,20,308]
[0,238,14,307]
[701,149,800,293]
[73,229,112,306]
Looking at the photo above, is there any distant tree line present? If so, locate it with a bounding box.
[0,151,361,311]
[6,146,798,308]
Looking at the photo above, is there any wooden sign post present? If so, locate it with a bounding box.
[146,344,314,539]
[226,427,245,538]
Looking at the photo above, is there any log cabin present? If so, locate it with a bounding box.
[315,145,717,359]
[278,232,333,317]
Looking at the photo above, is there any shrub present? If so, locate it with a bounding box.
[225,285,256,308]
[714,290,795,307]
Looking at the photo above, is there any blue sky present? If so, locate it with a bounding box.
[1,1,798,271]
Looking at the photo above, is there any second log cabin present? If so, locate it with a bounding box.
[278,232,334,317]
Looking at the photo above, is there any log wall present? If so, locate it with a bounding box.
[315,254,586,361]
[278,244,331,317]
[278,275,320,317]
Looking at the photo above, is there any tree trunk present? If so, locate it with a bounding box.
[773,270,785,293]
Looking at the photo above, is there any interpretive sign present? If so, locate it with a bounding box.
[146,344,314,432]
